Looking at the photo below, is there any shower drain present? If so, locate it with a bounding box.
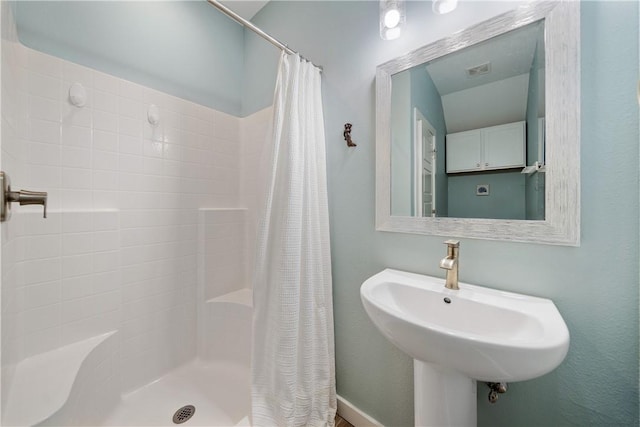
[172,405,196,424]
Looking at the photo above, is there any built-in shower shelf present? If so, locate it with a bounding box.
[206,288,252,307]
[3,331,117,427]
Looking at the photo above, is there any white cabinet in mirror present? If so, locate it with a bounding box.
[376,1,580,246]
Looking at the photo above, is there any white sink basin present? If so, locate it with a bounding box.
[361,269,569,382]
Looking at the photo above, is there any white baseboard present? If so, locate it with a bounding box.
[337,394,384,427]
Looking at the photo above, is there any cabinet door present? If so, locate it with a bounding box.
[483,122,525,170]
[446,130,482,173]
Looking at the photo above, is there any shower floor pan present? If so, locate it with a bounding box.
[101,359,250,426]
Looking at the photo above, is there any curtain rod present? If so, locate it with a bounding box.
[205,0,323,71]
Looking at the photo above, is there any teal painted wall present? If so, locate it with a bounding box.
[448,171,525,219]
[244,1,639,426]
[410,67,448,217]
[390,71,412,216]
[14,1,245,115]
[389,66,448,217]
[525,40,544,220]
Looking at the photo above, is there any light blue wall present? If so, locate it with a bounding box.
[245,1,639,426]
[448,171,525,219]
[14,1,245,115]
[525,40,544,220]
[388,66,448,217]
[410,67,448,216]
[390,71,412,216]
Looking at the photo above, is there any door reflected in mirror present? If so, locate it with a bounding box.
[390,21,545,220]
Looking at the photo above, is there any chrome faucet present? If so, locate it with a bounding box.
[439,240,460,290]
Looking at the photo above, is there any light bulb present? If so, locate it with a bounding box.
[384,27,401,40]
[380,0,404,41]
[384,8,401,28]
[432,0,458,15]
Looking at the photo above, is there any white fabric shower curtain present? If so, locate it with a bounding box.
[251,52,336,427]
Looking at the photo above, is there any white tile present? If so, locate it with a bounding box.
[20,303,61,333]
[23,326,61,357]
[61,124,91,148]
[59,189,92,209]
[92,211,118,231]
[27,49,62,78]
[213,110,240,141]
[62,167,92,189]
[93,170,119,191]
[26,142,60,166]
[93,110,118,132]
[22,234,60,260]
[184,115,199,134]
[119,97,142,119]
[91,271,120,294]
[23,211,62,235]
[62,212,92,233]
[143,156,163,176]
[26,164,61,189]
[17,280,61,310]
[93,71,118,94]
[118,80,144,101]
[93,150,119,171]
[119,134,142,155]
[28,71,61,100]
[62,232,93,256]
[21,257,61,285]
[143,122,163,142]
[28,118,60,144]
[60,308,120,346]
[93,89,117,113]
[61,102,92,128]
[163,127,184,145]
[93,191,119,209]
[60,298,86,324]
[29,95,60,122]
[162,142,181,161]
[119,116,141,138]
[61,146,91,168]
[143,140,163,159]
[163,110,181,130]
[62,275,93,301]
[93,251,119,273]
[119,154,144,173]
[93,130,118,152]
[63,62,93,88]
[62,254,93,278]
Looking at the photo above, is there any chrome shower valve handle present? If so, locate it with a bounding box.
[0,171,48,221]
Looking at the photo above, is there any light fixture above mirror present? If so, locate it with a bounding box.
[375,2,580,246]
[432,0,458,15]
[380,0,405,40]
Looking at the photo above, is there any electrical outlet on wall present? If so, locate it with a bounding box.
[476,184,489,196]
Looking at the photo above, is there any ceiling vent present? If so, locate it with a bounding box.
[466,62,491,78]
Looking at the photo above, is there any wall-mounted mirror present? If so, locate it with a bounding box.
[391,21,545,220]
[376,2,580,245]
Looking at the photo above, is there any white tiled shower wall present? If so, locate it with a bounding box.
[1,7,272,409]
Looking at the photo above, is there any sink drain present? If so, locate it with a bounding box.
[173,405,195,424]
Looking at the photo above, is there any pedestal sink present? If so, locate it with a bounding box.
[360,269,569,427]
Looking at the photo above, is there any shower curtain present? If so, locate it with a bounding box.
[251,52,336,427]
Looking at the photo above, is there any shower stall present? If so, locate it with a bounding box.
[0,1,285,425]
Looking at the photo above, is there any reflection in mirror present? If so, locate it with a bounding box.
[390,21,545,220]
[376,1,580,245]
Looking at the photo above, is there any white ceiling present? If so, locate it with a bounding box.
[425,21,544,96]
[219,0,269,20]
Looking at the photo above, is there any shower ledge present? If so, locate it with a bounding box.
[207,288,252,307]
[3,331,117,427]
